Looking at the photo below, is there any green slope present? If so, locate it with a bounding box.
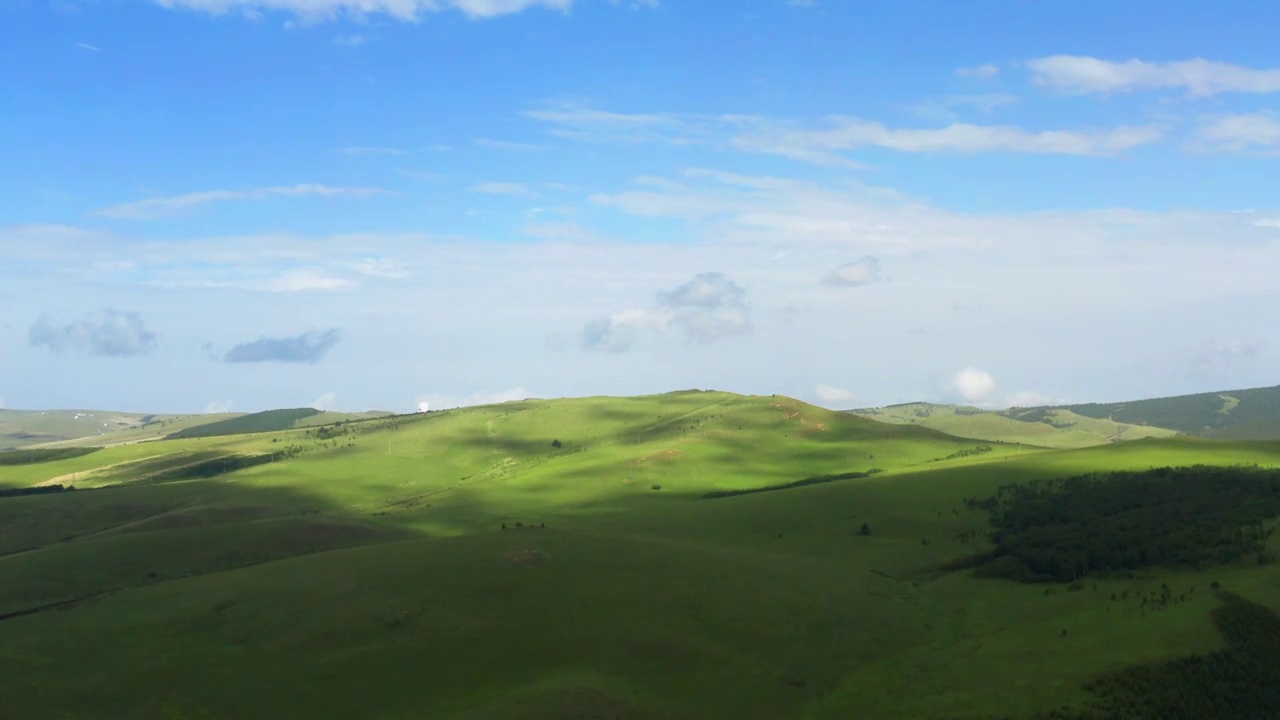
[854,383,1280,447]
[1,391,1279,719]
[854,402,1178,449]
[1056,384,1280,439]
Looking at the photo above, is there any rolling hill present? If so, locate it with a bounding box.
[1,389,1278,719]
[0,407,394,450]
[852,384,1280,448]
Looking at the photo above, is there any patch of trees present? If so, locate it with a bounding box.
[0,447,100,465]
[143,453,290,483]
[1011,591,1280,720]
[934,445,994,462]
[702,469,882,500]
[164,408,322,440]
[0,484,75,499]
[944,466,1280,583]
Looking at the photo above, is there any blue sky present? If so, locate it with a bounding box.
[1,0,1278,413]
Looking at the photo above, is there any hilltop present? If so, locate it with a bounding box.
[853,384,1280,448]
[0,407,392,450]
[1,389,1278,719]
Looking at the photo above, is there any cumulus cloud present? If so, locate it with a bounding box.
[94,184,388,220]
[29,309,158,358]
[152,0,575,21]
[581,272,752,352]
[222,329,342,364]
[952,367,997,403]
[814,384,857,406]
[823,257,883,287]
[1195,112,1280,154]
[1027,55,1280,96]
[415,387,532,411]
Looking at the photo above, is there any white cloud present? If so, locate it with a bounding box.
[263,269,358,292]
[814,384,857,406]
[335,146,403,156]
[1195,112,1280,154]
[350,257,410,278]
[95,184,388,220]
[733,118,1163,160]
[952,367,997,403]
[475,138,544,151]
[415,387,532,411]
[1000,390,1063,409]
[823,257,882,288]
[332,33,367,46]
[74,42,102,52]
[204,400,236,413]
[521,221,610,243]
[29,309,158,358]
[526,103,1162,162]
[309,392,337,411]
[954,63,999,79]
[1255,219,1280,229]
[152,0,575,21]
[469,181,534,196]
[1028,55,1280,96]
[581,272,752,352]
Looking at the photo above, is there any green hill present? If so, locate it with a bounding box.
[0,408,395,450]
[0,409,218,450]
[1051,384,1280,440]
[853,402,1179,449]
[853,384,1280,448]
[1,390,1278,719]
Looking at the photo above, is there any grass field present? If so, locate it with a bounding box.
[1,390,1278,719]
[854,403,1182,449]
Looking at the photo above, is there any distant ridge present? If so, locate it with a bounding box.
[852,384,1280,447]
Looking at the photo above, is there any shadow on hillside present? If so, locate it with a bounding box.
[0,471,417,617]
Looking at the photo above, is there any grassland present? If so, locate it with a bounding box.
[1,390,1278,719]
[853,384,1280,449]
[854,403,1180,449]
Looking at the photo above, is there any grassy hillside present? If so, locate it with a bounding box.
[1,390,1278,719]
[854,384,1280,448]
[1057,384,1280,440]
[855,402,1179,449]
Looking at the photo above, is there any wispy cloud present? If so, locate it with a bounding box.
[954,63,999,79]
[73,42,102,52]
[526,103,1162,162]
[823,257,883,288]
[469,181,534,196]
[335,146,404,156]
[152,0,577,22]
[222,329,342,364]
[733,117,1163,161]
[1028,55,1280,96]
[29,309,158,358]
[332,33,367,46]
[475,137,544,152]
[814,384,857,406]
[94,184,389,220]
[1194,112,1280,154]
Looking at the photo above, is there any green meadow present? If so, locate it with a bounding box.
[2,390,1279,719]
